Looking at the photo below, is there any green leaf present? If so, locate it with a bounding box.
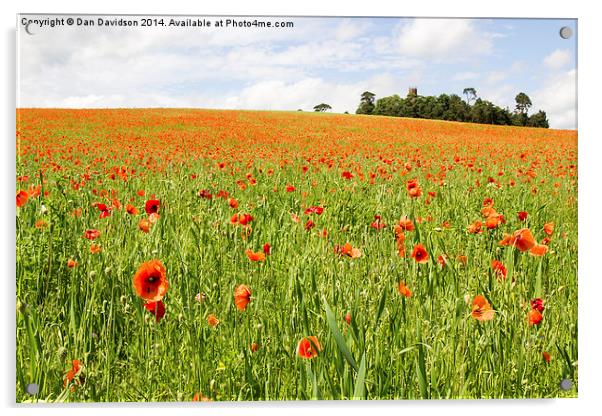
[324,298,358,372]
[352,352,367,400]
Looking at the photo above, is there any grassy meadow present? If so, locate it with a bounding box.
[15,108,578,402]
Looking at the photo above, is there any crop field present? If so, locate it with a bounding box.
[15,108,577,402]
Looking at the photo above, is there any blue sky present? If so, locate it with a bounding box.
[18,16,577,128]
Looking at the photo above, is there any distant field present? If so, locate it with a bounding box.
[16,109,578,402]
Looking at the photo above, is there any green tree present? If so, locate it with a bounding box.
[515,92,532,114]
[313,103,332,112]
[527,110,550,128]
[463,87,477,105]
[356,91,376,115]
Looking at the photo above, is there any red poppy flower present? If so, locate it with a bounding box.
[297,336,322,359]
[506,228,537,252]
[126,204,138,215]
[228,198,239,209]
[132,260,168,302]
[63,359,83,389]
[528,309,543,326]
[98,203,111,218]
[529,244,549,256]
[139,218,151,233]
[304,206,324,215]
[83,229,100,240]
[285,185,296,192]
[263,243,271,255]
[518,211,528,221]
[471,295,495,321]
[67,259,77,268]
[16,190,28,208]
[192,392,212,402]
[411,244,429,263]
[542,351,551,364]
[491,260,507,280]
[543,222,554,236]
[344,313,352,325]
[144,300,166,322]
[145,199,160,215]
[398,281,412,298]
[531,298,544,313]
[396,216,415,232]
[335,242,362,258]
[234,284,252,311]
[467,221,483,234]
[197,189,212,200]
[207,314,220,327]
[305,219,315,230]
[342,171,353,180]
[406,178,422,198]
[245,249,266,262]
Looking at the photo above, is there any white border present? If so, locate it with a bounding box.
[3,1,601,416]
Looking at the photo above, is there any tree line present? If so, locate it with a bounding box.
[354,88,549,128]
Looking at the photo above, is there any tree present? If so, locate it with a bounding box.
[356,91,376,115]
[515,92,532,114]
[463,87,477,105]
[313,103,332,112]
[527,110,549,128]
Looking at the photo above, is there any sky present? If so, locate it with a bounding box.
[17,16,577,129]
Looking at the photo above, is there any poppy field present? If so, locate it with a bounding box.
[15,108,578,402]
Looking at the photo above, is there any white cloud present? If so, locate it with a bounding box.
[532,69,576,129]
[543,49,572,69]
[396,19,492,59]
[454,71,479,81]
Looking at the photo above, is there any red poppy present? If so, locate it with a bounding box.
[398,281,412,298]
[396,216,415,232]
[145,199,160,215]
[305,219,315,230]
[192,392,212,402]
[491,260,507,280]
[67,259,77,268]
[471,295,495,321]
[543,222,554,236]
[16,190,28,208]
[531,298,545,313]
[207,314,220,327]
[197,189,212,200]
[335,242,362,258]
[234,284,252,311]
[467,221,483,234]
[63,359,83,389]
[304,206,324,215]
[245,249,266,262]
[144,300,166,322]
[342,171,353,180]
[98,203,111,218]
[83,229,100,240]
[406,178,422,198]
[263,243,271,255]
[344,313,352,325]
[286,185,296,192]
[542,351,551,364]
[437,255,447,266]
[138,218,151,233]
[297,336,322,359]
[228,198,239,209]
[90,244,102,254]
[528,309,543,326]
[504,228,537,252]
[529,244,549,256]
[251,342,260,352]
[518,211,528,221]
[126,204,138,215]
[411,244,429,263]
[132,260,168,302]
[371,215,386,230]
